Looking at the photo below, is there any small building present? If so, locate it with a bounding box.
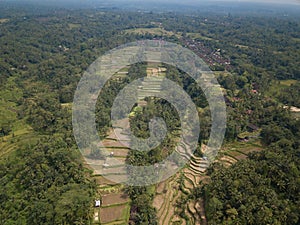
[95,200,101,207]
[103,163,110,168]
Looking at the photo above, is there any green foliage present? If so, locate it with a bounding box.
[277,82,300,107]
[95,63,147,137]
[204,147,300,225]
[0,137,95,225]
[126,186,158,225]
[0,123,11,136]
[0,3,300,225]
[203,111,300,225]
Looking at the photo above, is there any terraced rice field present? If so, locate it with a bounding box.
[91,123,131,225]
[89,62,264,225]
[99,204,130,224]
[152,135,263,225]
[91,63,170,224]
[153,153,209,225]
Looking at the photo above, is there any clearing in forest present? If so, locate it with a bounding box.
[0,18,9,24]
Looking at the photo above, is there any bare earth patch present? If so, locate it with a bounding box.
[100,204,127,224]
[163,190,180,225]
[0,19,9,24]
[290,106,300,112]
[153,194,165,212]
[101,139,130,149]
[156,181,167,194]
[94,176,118,185]
[184,178,194,190]
[102,193,129,207]
[184,171,196,185]
[220,155,237,164]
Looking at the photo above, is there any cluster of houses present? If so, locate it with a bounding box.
[181,38,231,70]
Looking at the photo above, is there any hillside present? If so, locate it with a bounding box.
[0,2,300,225]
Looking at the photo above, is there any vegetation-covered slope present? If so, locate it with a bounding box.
[0,2,299,225]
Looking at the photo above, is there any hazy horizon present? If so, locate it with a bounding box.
[2,0,300,5]
[1,0,300,15]
[110,0,300,5]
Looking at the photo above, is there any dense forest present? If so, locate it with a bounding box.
[0,1,299,225]
[201,110,300,224]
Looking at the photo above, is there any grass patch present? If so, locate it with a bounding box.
[100,204,130,224]
[267,79,298,97]
[102,220,128,225]
[214,71,232,77]
[279,79,298,86]
[101,201,128,208]
[124,27,176,37]
[147,184,156,196]
[292,37,300,42]
[0,76,38,157]
[221,138,263,160]
[0,132,39,158]
[93,175,118,185]
[226,142,262,156]
[187,32,214,41]
[0,77,22,127]
[224,139,262,149]
[99,184,123,194]
[68,23,81,29]
[61,103,72,108]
